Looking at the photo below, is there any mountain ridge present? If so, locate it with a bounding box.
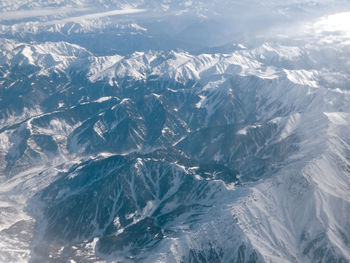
[1,1,350,262]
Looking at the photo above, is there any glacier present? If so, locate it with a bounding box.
[0,0,350,262]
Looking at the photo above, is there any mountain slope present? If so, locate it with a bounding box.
[1,2,350,263]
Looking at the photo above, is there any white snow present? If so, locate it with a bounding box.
[284,69,319,88]
[94,96,112,103]
[324,112,350,126]
[195,95,206,108]
[279,113,301,140]
[1,3,350,262]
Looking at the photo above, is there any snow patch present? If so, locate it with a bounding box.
[94,96,112,103]
[324,112,350,126]
[284,69,319,88]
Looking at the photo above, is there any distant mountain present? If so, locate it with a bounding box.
[1,1,350,263]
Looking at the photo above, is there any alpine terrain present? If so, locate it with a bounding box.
[0,0,350,262]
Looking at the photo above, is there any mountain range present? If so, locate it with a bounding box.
[0,1,350,262]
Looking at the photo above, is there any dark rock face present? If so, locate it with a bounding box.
[17,71,299,262]
[1,2,350,262]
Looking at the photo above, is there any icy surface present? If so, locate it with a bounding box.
[1,1,350,263]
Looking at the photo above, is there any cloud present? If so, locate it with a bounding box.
[0,7,89,21]
[43,8,147,25]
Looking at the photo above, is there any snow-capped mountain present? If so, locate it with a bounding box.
[1,1,350,262]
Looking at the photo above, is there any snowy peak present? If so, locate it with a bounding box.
[1,1,350,263]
